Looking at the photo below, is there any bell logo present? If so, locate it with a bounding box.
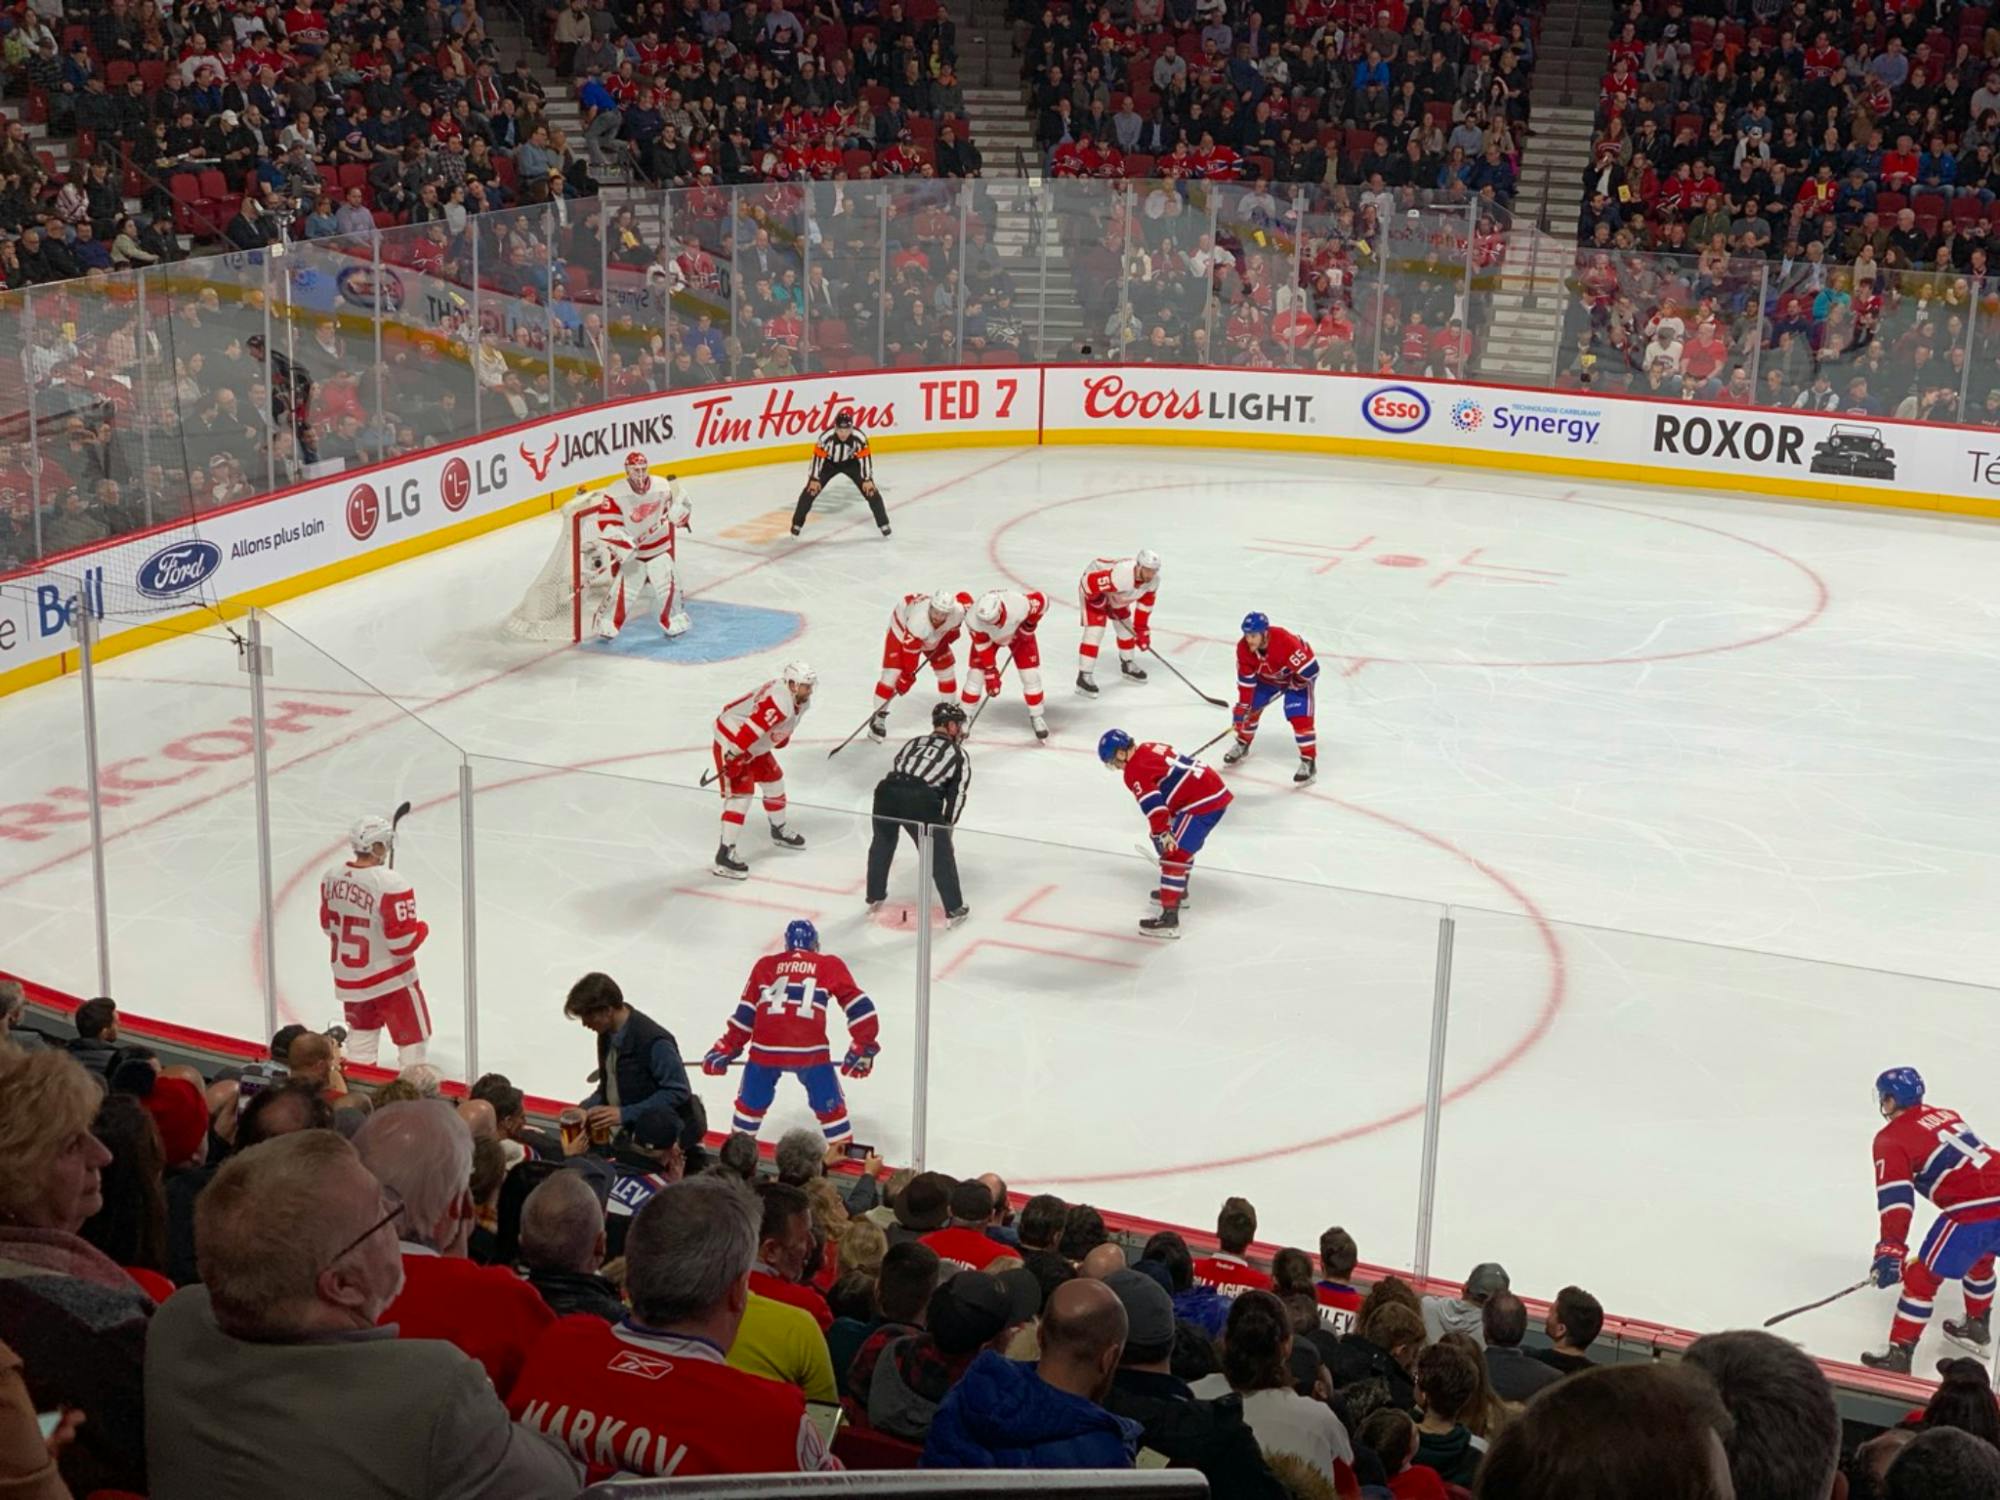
[519,436,559,482]
[346,483,381,540]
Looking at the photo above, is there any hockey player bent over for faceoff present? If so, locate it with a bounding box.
[869,587,969,742]
[1228,611,1320,783]
[962,587,1049,740]
[319,815,432,1065]
[703,919,881,1145]
[591,451,692,639]
[1076,550,1160,696]
[1098,730,1232,938]
[711,662,815,879]
[1860,1067,2000,1374]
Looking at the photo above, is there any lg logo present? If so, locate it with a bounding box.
[346,478,423,540]
[439,453,507,514]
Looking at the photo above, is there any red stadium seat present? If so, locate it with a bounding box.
[1913,192,1948,222]
[834,1424,923,1469]
[1875,190,1905,217]
[106,60,134,86]
[138,60,166,91]
[814,318,851,350]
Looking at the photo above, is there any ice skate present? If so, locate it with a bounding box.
[664,612,691,637]
[1294,757,1317,783]
[1120,660,1148,683]
[712,843,748,880]
[1945,1314,1992,1353]
[1030,712,1049,741]
[1139,906,1180,939]
[1860,1343,1914,1374]
[866,709,889,742]
[595,613,620,641]
[946,906,970,927]
[1075,672,1098,697]
[771,825,805,850]
[879,524,893,537]
[790,522,803,537]
[1223,740,1251,765]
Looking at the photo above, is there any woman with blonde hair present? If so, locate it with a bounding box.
[0,1045,153,1495]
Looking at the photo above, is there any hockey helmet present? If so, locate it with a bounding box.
[974,590,1007,629]
[785,918,819,952]
[932,700,968,733]
[1877,1067,1925,1110]
[1241,611,1270,637]
[929,587,961,618]
[1135,547,1162,577]
[1097,728,1133,765]
[834,407,855,428]
[781,660,818,698]
[350,814,395,856]
[624,451,651,488]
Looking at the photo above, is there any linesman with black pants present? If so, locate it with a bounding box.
[866,700,970,925]
[793,407,891,537]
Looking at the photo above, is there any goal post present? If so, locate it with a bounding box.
[502,496,619,643]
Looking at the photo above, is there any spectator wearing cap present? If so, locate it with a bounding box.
[1192,1290,1353,1483]
[1423,1260,1508,1346]
[353,1101,554,1397]
[888,1170,952,1247]
[1102,1268,1283,1497]
[1190,1197,1273,1296]
[922,1180,1014,1272]
[508,1175,836,1482]
[518,1171,625,1321]
[925,1277,1142,1471]
[839,1241,941,1406]
[146,1130,581,1499]
[869,1269,1044,1441]
[1482,1292,1558,1403]
[1534,1285,1601,1377]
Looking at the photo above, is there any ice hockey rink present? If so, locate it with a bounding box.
[6,442,2000,1368]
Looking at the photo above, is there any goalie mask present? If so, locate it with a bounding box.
[625,452,651,491]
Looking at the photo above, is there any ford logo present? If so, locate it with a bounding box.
[1362,385,1431,434]
[135,539,223,599]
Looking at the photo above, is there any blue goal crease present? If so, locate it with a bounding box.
[582,600,804,663]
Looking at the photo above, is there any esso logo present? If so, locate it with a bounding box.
[346,483,381,539]
[1362,385,1431,434]
[440,456,472,512]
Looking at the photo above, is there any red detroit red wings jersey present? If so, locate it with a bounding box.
[1875,1104,2000,1244]
[1123,742,1232,836]
[719,950,880,1068]
[1236,626,1320,699]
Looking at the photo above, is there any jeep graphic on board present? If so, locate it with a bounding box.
[1807,423,1898,480]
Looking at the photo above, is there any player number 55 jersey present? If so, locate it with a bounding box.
[319,861,429,1003]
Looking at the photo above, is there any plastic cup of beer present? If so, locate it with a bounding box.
[589,1114,614,1147]
[559,1108,585,1149]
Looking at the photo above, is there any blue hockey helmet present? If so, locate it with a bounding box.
[1097,728,1133,765]
[1877,1067,1924,1110]
[785,919,820,952]
[1241,611,1270,636]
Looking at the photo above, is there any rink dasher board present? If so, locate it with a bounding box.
[8,363,2000,699]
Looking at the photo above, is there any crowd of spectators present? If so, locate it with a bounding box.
[1563,0,2000,419]
[6,980,2000,1499]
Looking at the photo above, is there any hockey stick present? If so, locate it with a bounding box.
[964,647,1017,735]
[1762,1277,1874,1328]
[386,800,412,869]
[1191,724,1236,758]
[1144,645,1229,708]
[826,704,884,760]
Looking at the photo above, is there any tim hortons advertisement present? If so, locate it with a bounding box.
[0,370,1038,686]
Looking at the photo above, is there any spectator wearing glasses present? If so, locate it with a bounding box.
[143,1129,581,1498]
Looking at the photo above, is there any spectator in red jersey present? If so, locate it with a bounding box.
[922,1180,1014,1273]
[752,1181,833,1331]
[867,1269,1044,1441]
[840,1241,941,1407]
[352,1100,554,1397]
[145,1130,581,1499]
[1476,1364,1733,1500]
[508,1174,838,1483]
[1681,1330,1840,1500]
[1190,1197,1273,1296]
[1314,1226,1364,1337]
[1421,1260,1507,1346]
[1481,1293,1557,1403]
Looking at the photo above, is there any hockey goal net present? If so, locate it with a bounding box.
[503,496,618,642]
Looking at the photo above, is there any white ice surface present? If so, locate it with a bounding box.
[5,444,2000,1369]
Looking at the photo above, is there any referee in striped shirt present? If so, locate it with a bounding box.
[792,408,891,537]
[865,700,970,925]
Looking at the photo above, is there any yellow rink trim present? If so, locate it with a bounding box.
[1040,426,2000,522]
[0,429,1028,699]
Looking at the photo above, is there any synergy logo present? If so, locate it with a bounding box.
[1467,398,1602,446]
[1362,385,1430,433]
[135,539,223,600]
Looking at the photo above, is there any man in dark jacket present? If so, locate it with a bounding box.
[66,996,122,1082]
[566,971,693,1151]
[1102,1270,1284,1497]
[923,1278,1143,1470]
[869,1269,1041,1441]
[1482,1292,1559,1402]
[518,1170,626,1322]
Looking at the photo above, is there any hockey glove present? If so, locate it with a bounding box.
[701,1048,736,1077]
[840,1045,879,1079]
[984,671,1004,697]
[1134,627,1152,652]
[1872,1241,1908,1289]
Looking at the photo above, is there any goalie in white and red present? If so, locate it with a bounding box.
[867,588,969,742]
[962,587,1050,740]
[1075,550,1160,696]
[318,815,432,1065]
[589,452,693,639]
[712,661,816,879]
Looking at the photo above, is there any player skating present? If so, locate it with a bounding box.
[712,661,815,879]
[591,452,692,639]
[792,408,890,537]
[1075,550,1161,696]
[1098,730,1232,939]
[868,587,969,742]
[702,918,880,1144]
[1227,611,1321,783]
[962,587,1050,741]
[1860,1068,2000,1374]
[318,816,432,1065]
